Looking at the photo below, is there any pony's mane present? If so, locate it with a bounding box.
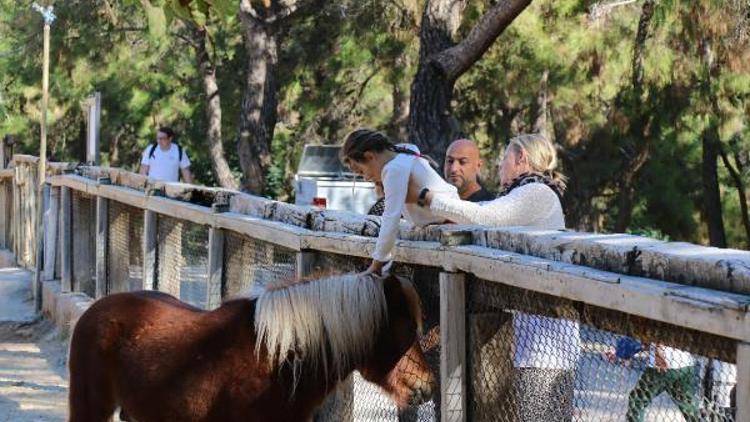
[253,273,422,383]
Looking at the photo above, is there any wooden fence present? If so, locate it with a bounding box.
[1,155,749,422]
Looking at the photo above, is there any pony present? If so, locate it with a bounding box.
[67,272,434,422]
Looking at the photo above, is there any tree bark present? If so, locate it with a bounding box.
[532,70,550,139]
[238,0,279,194]
[613,0,655,233]
[702,128,727,247]
[719,145,750,247]
[719,144,750,248]
[701,39,727,247]
[408,0,532,164]
[193,25,239,189]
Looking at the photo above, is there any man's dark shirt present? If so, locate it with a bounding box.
[465,186,495,202]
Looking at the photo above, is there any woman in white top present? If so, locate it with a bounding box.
[409,133,580,421]
[340,129,459,275]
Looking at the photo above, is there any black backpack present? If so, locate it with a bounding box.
[148,142,183,162]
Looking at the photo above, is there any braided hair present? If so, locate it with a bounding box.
[340,128,438,168]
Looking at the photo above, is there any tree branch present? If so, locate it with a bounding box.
[430,0,532,82]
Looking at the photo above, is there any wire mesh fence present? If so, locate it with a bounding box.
[71,190,96,297]
[107,200,144,294]
[222,231,297,299]
[465,276,738,422]
[156,215,209,308]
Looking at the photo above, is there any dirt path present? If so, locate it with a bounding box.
[0,266,68,422]
[0,318,69,422]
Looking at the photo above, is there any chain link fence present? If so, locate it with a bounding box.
[107,200,144,294]
[466,276,738,422]
[71,190,96,297]
[222,231,297,299]
[156,215,209,309]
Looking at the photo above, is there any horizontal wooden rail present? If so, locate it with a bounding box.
[43,172,750,343]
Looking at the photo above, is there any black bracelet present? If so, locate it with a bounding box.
[417,188,430,207]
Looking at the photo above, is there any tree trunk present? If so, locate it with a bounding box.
[701,39,727,248]
[238,1,278,194]
[613,0,655,233]
[532,70,550,139]
[193,26,239,189]
[408,0,531,164]
[702,128,727,247]
[719,147,750,247]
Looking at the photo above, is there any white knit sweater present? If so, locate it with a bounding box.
[429,183,565,229]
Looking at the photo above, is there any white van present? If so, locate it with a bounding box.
[293,145,377,215]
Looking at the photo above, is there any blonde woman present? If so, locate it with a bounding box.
[408,133,580,421]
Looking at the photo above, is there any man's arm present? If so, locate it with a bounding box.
[139,164,149,176]
[181,167,194,184]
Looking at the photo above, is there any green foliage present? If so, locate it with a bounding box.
[1,0,748,249]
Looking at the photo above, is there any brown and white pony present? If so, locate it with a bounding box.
[68,272,434,422]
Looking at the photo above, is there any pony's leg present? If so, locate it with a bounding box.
[68,344,117,422]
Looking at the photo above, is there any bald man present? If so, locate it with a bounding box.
[444,139,495,202]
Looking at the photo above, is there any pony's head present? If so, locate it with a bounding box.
[356,273,435,408]
[254,272,434,408]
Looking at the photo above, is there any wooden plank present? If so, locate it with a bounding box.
[448,246,750,342]
[47,174,97,194]
[0,179,7,249]
[33,183,49,311]
[738,342,750,422]
[95,184,147,209]
[214,212,304,251]
[12,168,19,259]
[142,210,157,290]
[43,186,58,281]
[206,227,224,310]
[147,195,215,226]
[59,187,72,292]
[95,195,108,298]
[13,154,40,164]
[296,251,316,278]
[440,272,466,422]
[0,168,13,179]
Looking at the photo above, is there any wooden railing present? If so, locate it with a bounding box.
[1,155,749,422]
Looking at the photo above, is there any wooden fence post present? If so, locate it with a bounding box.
[0,178,7,249]
[207,226,224,310]
[296,250,316,279]
[440,271,467,422]
[60,186,72,292]
[737,342,750,422]
[43,185,58,281]
[33,183,50,311]
[142,210,157,290]
[95,181,109,298]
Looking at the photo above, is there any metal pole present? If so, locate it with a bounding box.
[33,4,55,312]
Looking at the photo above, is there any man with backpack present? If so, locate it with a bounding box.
[139,127,193,183]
